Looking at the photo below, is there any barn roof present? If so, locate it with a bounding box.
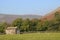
[6,27,17,30]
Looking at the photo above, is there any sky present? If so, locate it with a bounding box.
[0,0,60,15]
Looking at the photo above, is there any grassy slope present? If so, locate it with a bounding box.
[0,33,60,40]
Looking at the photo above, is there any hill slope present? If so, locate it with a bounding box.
[0,14,41,23]
[41,7,60,21]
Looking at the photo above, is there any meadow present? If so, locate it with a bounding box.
[0,33,60,40]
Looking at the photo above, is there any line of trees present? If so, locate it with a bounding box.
[0,12,60,33]
[12,11,60,32]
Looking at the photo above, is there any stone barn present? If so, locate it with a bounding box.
[5,27,20,34]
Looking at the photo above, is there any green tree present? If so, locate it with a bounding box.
[20,18,30,32]
[48,18,59,31]
[36,20,42,31]
[29,19,39,31]
[40,20,49,31]
[54,12,60,31]
[12,18,22,30]
[0,22,7,33]
[55,12,60,21]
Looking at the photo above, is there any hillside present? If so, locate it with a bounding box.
[41,7,60,21]
[0,14,41,23]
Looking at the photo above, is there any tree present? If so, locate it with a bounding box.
[12,18,22,30]
[54,12,60,31]
[36,20,42,31]
[55,12,60,22]
[40,20,48,31]
[20,18,30,32]
[29,19,39,31]
[0,22,7,33]
[48,17,59,31]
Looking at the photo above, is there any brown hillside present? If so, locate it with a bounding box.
[41,7,60,21]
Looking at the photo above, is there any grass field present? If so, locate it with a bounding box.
[0,33,60,40]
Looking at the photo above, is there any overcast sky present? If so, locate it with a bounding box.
[0,0,60,15]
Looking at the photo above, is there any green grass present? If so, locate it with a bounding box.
[0,33,60,40]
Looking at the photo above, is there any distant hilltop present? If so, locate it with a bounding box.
[0,14,41,24]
